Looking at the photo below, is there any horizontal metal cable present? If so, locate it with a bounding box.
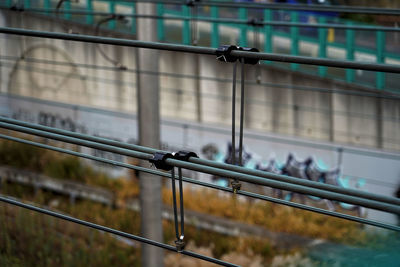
[2,91,399,165]
[1,133,399,232]
[7,59,399,125]
[1,119,400,214]
[4,6,400,32]
[1,54,399,100]
[1,27,400,73]
[127,0,400,15]
[2,116,400,207]
[0,194,239,267]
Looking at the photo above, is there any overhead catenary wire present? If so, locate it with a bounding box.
[0,133,399,232]
[1,119,400,214]
[1,27,400,73]
[0,194,240,267]
[2,88,398,163]
[1,116,400,208]
[2,57,400,126]
[4,6,400,32]
[1,54,399,101]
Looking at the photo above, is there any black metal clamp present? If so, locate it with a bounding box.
[216,45,240,63]
[186,0,200,7]
[216,45,260,65]
[248,18,264,27]
[149,152,174,171]
[231,180,242,194]
[10,5,24,12]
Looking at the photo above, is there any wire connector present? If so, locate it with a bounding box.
[239,47,260,65]
[217,45,260,65]
[186,0,200,7]
[173,150,198,161]
[149,152,174,171]
[216,45,240,63]
[231,180,242,194]
[10,5,24,12]
[248,18,264,27]
[175,237,186,252]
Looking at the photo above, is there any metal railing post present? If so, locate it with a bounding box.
[239,7,247,47]
[291,11,299,70]
[346,21,355,83]
[86,0,94,25]
[64,0,71,20]
[44,0,51,15]
[264,9,272,64]
[376,30,386,89]
[211,6,219,48]
[24,0,30,8]
[182,5,191,45]
[318,16,327,77]
[131,2,137,34]
[108,1,116,29]
[157,3,165,41]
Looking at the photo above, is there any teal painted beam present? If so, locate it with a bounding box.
[211,6,219,48]
[86,0,94,25]
[64,0,71,20]
[264,9,272,64]
[318,16,327,77]
[346,21,355,83]
[239,8,247,46]
[182,5,191,45]
[157,3,165,41]
[290,11,299,70]
[24,0,30,8]
[131,2,137,35]
[108,1,116,29]
[44,0,51,14]
[376,30,385,90]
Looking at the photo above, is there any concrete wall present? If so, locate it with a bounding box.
[1,11,400,152]
[0,11,399,224]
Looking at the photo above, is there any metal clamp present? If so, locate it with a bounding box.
[216,45,240,63]
[217,45,260,65]
[175,237,185,252]
[10,5,24,12]
[186,0,200,7]
[231,180,242,194]
[149,152,174,171]
[239,47,260,65]
[173,150,198,161]
[248,18,264,27]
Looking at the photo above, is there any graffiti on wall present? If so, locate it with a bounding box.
[9,109,128,168]
[202,142,365,214]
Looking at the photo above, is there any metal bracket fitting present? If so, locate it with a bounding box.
[217,45,260,65]
[149,152,174,171]
[175,237,186,252]
[173,150,198,161]
[216,45,240,63]
[231,180,242,194]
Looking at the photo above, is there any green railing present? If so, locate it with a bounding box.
[6,0,399,92]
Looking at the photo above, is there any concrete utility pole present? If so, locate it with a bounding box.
[136,3,164,267]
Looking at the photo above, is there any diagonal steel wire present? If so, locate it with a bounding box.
[1,27,400,73]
